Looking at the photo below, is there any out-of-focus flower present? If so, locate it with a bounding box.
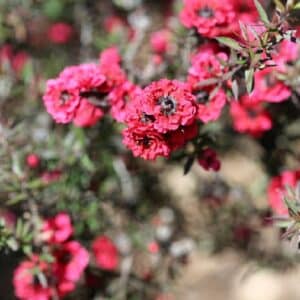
[187,46,228,123]
[198,148,221,171]
[26,154,40,169]
[47,22,74,44]
[109,81,141,122]
[92,235,119,271]
[180,0,236,38]
[150,29,171,55]
[0,44,29,76]
[42,213,73,244]
[148,241,160,254]
[53,241,89,296]
[268,170,300,216]
[41,170,62,184]
[230,95,272,137]
[13,255,52,300]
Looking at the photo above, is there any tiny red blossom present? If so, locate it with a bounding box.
[198,148,221,171]
[92,235,119,271]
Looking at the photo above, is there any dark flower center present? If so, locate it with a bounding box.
[136,136,151,148]
[60,90,70,105]
[80,89,109,109]
[58,251,72,264]
[158,96,177,116]
[246,108,258,118]
[198,6,214,18]
[195,90,210,104]
[140,112,155,123]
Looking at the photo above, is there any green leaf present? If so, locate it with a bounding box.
[215,37,242,51]
[245,68,255,93]
[254,0,270,25]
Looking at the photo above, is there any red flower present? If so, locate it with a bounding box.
[42,213,73,244]
[53,241,89,295]
[26,154,40,169]
[150,29,171,54]
[166,122,199,151]
[47,22,74,44]
[0,44,29,75]
[230,95,272,137]
[138,79,197,133]
[198,148,221,171]
[92,235,119,271]
[13,256,52,300]
[122,126,171,160]
[180,0,236,38]
[268,170,300,216]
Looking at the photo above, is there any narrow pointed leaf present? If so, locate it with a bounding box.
[254,0,270,25]
[215,37,242,51]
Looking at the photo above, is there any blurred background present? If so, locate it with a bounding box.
[1,0,300,299]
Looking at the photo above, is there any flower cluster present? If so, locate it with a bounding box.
[13,213,89,300]
[122,79,199,160]
[43,47,126,127]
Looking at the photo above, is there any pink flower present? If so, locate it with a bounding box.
[150,30,171,54]
[109,81,142,122]
[73,99,104,127]
[13,256,52,300]
[47,22,74,44]
[92,235,119,271]
[195,88,227,123]
[188,47,228,87]
[26,154,40,169]
[122,126,171,160]
[230,0,258,23]
[268,170,300,216]
[187,46,228,123]
[43,63,107,126]
[53,241,89,295]
[99,47,126,89]
[137,79,197,133]
[251,68,292,103]
[180,0,236,38]
[198,148,221,171]
[42,213,73,244]
[148,241,160,254]
[230,95,272,137]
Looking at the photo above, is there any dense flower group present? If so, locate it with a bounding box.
[13,213,89,300]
